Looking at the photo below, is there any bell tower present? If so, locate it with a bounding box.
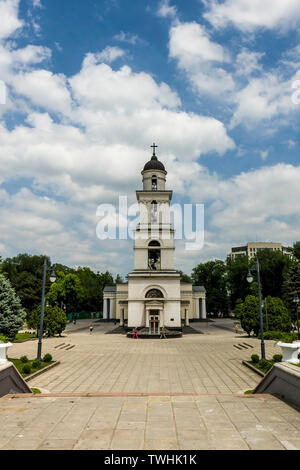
[134,144,176,272]
[127,144,181,330]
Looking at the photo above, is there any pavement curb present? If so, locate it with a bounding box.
[24,361,60,382]
[242,360,265,377]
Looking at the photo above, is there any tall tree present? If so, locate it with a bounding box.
[0,273,26,341]
[192,260,228,316]
[2,254,51,312]
[240,295,260,337]
[226,255,251,309]
[293,241,300,262]
[283,260,300,314]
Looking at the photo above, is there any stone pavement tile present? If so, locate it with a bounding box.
[280,439,300,450]
[116,421,146,430]
[178,439,215,450]
[74,439,111,450]
[113,429,144,441]
[110,439,144,450]
[176,428,208,440]
[79,429,114,440]
[245,436,285,450]
[2,438,42,450]
[145,423,177,440]
[144,439,178,450]
[38,439,77,450]
[213,438,249,450]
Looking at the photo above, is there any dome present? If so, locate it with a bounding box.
[143,155,165,172]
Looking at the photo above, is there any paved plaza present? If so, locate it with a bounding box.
[1,320,300,450]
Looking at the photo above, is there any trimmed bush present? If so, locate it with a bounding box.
[0,335,9,343]
[43,353,52,363]
[32,360,41,369]
[273,354,283,363]
[251,354,259,364]
[258,359,273,373]
[22,364,31,374]
[20,355,29,363]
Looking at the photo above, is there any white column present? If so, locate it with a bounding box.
[103,298,107,320]
[201,298,207,320]
[196,298,200,319]
[110,298,114,319]
[185,309,189,326]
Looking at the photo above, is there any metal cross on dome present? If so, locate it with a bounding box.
[151,143,158,156]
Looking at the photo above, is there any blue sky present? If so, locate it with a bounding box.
[0,0,299,277]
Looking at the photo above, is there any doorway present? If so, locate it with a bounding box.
[149,310,160,334]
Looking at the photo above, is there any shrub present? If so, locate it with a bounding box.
[273,354,283,363]
[0,335,9,343]
[258,359,273,373]
[32,360,41,369]
[43,353,52,363]
[20,355,29,363]
[22,364,31,374]
[251,354,259,363]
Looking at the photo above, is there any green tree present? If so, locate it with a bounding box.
[254,250,292,299]
[47,272,84,314]
[115,274,124,285]
[77,267,102,312]
[28,305,67,337]
[192,260,228,316]
[177,271,192,283]
[234,299,243,319]
[264,296,291,332]
[240,295,260,337]
[2,254,51,312]
[0,273,26,341]
[226,255,251,309]
[283,260,300,313]
[293,242,300,262]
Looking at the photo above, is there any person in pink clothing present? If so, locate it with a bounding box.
[132,327,138,339]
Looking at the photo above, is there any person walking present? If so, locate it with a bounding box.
[160,326,167,339]
[89,323,94,334]
[133,327,138,339]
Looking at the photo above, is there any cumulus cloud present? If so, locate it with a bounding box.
[204,0,300,32]
[0,0,23,40]
[168,21,235,96]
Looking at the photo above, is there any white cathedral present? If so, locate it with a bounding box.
[103,145,207,335]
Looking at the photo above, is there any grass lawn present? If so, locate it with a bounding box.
[13,332,37,343]
[8,357,54,378]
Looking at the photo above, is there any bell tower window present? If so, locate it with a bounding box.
[151,200,158,223]
[152,176,157,191]
[148,240,161,271]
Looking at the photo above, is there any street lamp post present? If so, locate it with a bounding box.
[293,292,300,341]
[247,257,266,360]
[37,259,56,361]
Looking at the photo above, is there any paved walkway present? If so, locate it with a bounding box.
[1,394,300,450]
[2,319,300,450]
[8,320,280,394]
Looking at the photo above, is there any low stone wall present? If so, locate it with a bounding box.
[0,362,32,397]
[254,362,300,407]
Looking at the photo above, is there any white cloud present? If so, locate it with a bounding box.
[11,69,72,114]
[168,21,234,96]
[113,31,139,45]
[0,0,23,40]
[86,46,125,65]
[204,0,300,32]
[230,70,300,128]
[157,0,178,20]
